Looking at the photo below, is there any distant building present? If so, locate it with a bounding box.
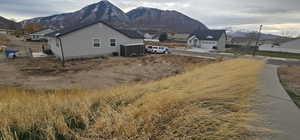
[167,33,190,42]
[0,29,15,35]
[187,30,227,50]
[259,38,300,53]
[46,20,144,60]
[29,28,55,41]
[144,33,159,42]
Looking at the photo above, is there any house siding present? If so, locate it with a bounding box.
[49,23,144,60]
[217,33,226,50]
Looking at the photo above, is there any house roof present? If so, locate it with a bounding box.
[30,28,55,35]
[189,30,226,41]
[46,20,144,39]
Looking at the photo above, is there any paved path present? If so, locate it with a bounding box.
[257,64,300,140]
[171,48,300,139]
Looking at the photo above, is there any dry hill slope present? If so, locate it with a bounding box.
[0,58,264,140]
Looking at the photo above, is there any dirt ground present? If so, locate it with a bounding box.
[278,65,300,107]
[2,35,47,57]
[0,55,214,89]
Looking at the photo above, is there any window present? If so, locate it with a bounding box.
[110,39,116,47]
[93,39,100,47]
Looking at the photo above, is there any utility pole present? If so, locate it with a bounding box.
[253,25,263,56]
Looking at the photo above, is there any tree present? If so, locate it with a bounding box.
[159,33,168,42]
[23,22,44,34]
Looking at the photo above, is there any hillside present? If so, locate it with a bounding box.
[21,0,207,33]
[0,58,264,139]
[127,7,207,33]
[22,0,130,29]
[0,16,20,30]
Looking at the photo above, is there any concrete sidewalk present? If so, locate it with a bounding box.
[257,64,300,140]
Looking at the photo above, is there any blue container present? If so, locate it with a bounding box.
[4,50,18,58]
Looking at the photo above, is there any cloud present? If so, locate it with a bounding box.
[1,0,300,35]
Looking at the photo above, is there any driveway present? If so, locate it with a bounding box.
[256,64,300,140]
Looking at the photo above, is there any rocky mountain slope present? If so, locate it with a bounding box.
[22,0,207,33]
[127,7,207,33]
[0,16,20,30]
[22,0,130,29]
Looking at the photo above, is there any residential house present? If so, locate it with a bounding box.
[29,28,55,41]
[144,33,159,42]
[46,20,144,60]
[187,30,227,50]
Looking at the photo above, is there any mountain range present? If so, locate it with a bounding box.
[21,0,207,33]
[227,30,281,40]
[0,16,20,30]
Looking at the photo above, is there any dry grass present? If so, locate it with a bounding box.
[0,58,264,140]
[278,65,300,107]
[0,35,9,46]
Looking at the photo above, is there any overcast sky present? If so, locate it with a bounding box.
[1,0,300,36]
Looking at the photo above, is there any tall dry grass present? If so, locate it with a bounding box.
[0,58,264,140]
[0,35,9,46]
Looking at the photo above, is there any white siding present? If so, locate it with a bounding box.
[187,36,200,47]
[217,33,226,50]
[50,23,144,60]
[48,37,62,58]
[200,40,217,49]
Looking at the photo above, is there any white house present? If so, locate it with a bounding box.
[46,21,144,60]
[259,38,300,53]
[29,28,55,41]
[144,33,159,42]
[187,30,227,50]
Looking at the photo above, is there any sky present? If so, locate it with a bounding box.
[1,0,300,36]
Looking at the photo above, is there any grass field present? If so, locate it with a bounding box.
[278,66,300,108]
[0,58,264,140]
[225,49,300,59]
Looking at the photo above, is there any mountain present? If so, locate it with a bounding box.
[227,31,281,40]
[126,7,207,33]
[0,16,20,30]
[22,0,207,33]
[22,0,130,29]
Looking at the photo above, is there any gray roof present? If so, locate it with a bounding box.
[190,30,226,41]
[30,28,55,35]
[46,20,144,39]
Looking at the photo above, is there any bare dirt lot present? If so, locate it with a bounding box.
[278,65,300,107]
[0,55,214,89]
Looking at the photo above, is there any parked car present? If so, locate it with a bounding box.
[145,45,153,53]
[145,45,169,54]
[152,46,169,54]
